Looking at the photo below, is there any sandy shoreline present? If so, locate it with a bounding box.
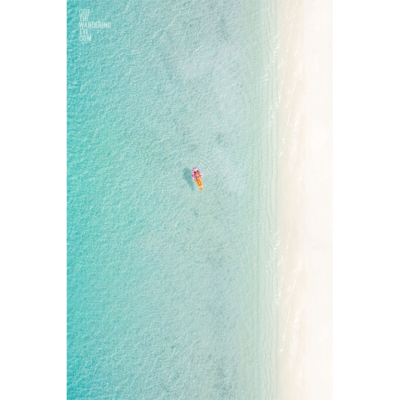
[276,0,332,398]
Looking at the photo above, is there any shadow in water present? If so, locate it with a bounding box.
[183,168,195,190]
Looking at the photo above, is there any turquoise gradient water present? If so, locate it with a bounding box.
[68,0,279,398]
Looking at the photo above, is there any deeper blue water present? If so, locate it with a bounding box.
[68,0,279,398]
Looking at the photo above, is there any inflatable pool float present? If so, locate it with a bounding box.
[191,168,203,191]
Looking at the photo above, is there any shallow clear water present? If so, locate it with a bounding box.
[68,0,279,398]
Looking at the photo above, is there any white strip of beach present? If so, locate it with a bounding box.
[276,0,332,399]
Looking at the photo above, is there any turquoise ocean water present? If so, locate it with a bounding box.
[68,0,279,398]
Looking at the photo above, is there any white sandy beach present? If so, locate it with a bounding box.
[277,0,332,399]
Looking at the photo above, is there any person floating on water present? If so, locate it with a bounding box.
[191,167,203,191]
